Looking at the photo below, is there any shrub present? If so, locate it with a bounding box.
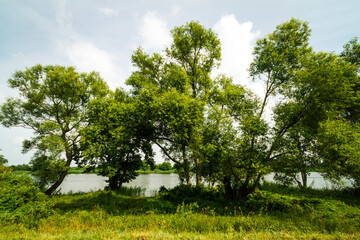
[246,190,322,213]
[156,162,172,171]
[0,166,52,227]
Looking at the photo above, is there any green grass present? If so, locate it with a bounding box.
[1,207,360,239]
[1,174,360,239]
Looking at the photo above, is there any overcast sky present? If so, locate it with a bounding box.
[1,0,359,165]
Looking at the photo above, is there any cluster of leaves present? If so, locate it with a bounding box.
[158,185,225,208]
[0,166,52,227]
[0,65,109,194]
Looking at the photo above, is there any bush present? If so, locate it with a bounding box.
[0,166,52,227]
[158,185,225,211]
[156,162,172,171]
[246,190,324,213]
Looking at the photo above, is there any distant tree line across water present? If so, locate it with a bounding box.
[9,162,174,174]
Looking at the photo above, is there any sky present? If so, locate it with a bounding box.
[0,0,359,165]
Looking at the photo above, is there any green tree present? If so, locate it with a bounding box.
[0,65,108,195]
[317,119,360,187]
[80,89,154,190]
[270,50,356,188]
[218,18,314,199]
[156,162,172,171]
[315,37,360,187]
[127,21,220,185]
[199,76,260,199]
[271,124,318,188]
[0,149,8,166]
[225,18,357,198]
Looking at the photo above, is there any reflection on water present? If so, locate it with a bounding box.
[264,172,353,189]
[59,172,353,196]
[59,173,180,196]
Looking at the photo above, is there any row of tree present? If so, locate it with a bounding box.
[1,19,359,199]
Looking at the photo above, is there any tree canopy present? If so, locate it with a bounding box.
[1,19,359,197]
[0,65,109,194]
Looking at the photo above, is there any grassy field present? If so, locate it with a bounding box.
[1,166,360,240]
[1,188,360,239]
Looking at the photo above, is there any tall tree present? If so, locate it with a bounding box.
[127,21,221,185]
[80,89,154,190]
[316,37,360,187]
[0,65,108,195]
[220,18,314,199]
[200,76,260,199]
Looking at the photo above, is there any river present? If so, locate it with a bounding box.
[58,172,353,196]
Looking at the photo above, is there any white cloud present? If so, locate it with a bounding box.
[213,15,276,121]
[62,41,120,89]
[138,11,172,51]
[99,7,117,16]
[213,14,260,87]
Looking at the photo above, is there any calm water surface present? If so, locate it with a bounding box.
[59,173,180,196]
[59,172,352,196]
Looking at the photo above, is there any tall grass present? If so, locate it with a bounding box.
[1,168,360,239]
[116,186,146,196]
[1,209,360,239]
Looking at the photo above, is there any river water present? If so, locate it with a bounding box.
[58,172,353,196]
[59,173,180,196]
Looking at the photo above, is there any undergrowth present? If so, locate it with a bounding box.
[1,165,360,238]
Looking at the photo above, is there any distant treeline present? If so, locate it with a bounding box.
[10,161,174,174]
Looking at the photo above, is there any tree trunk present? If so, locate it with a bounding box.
[236,173,262,201]
[295,178,303,188]
[45,153,72,195]
[223,176,233,201]
[45,139,72,195]
[195,158,202,186]
[182,144,191,185]
[301,171,307,187]
[44,167,69,195]
[109,174,120,190]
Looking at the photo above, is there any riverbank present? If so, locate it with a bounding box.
[2,166,359,239]
[1,181,360,239]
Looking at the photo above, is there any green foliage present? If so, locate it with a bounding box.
[246,190,321,213]
[341,37,360,67]
[30,153,67,189]
[317,119,360,187]
[0,64,109,195]
[167,21,221,99]
[159,185,225,210]
[156,162,172,171]
[126,21,222,186]
[250,18,312,95]
[10,164,32,172]
[0,166,52,227]
[0,166,45,212]
[249,19,359,194]
[0,151,8,166]
[80,90,153,190]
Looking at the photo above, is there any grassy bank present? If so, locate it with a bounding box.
[1,212,360,239]
[1,165,360,239]
[1,187,360,239]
